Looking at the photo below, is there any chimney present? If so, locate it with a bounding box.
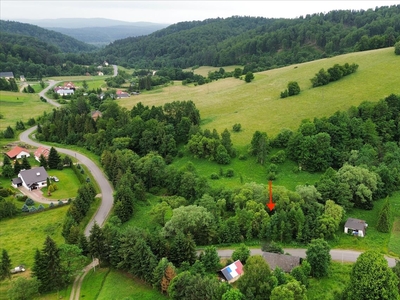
[36,172,40,176]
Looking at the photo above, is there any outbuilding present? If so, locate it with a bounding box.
[344,218,368,237]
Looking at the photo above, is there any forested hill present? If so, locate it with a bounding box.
[0,20,97,53]
[100,5,400,69]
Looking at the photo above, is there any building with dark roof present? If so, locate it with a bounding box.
[262,252,302,273]
[0,72,14,79]
[344,218,368,237]
[13,166,49,190]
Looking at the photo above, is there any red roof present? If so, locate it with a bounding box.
[6,146,29,158]
[34,146,50,159]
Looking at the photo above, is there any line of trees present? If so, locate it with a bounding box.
[310,63,359,87]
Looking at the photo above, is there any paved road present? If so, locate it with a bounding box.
[20,127,114,236]
[39,80,61,107]
[216,248,397,267]
[112,64,118,77]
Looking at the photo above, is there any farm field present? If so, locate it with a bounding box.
[117,47,400,147]
[0,91,52,131]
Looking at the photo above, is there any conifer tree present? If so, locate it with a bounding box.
[377,199,391,233]
[13,160,21,175]
[21,157,31,170]
[170,232,197,267]
[0,249,12,280]
[48,147,61,169]
[39,154,48,169]
[89,222,108,264]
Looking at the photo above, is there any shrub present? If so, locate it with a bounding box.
[233,123,242,132]
[37,204,45,211]
[267,172,276,180]
[21,204,29,212]
[225,169,234,177]
[49,202,54,208]
[268,163,278,173]
[25,198,35,206]
[58,200,64,206]
[395,41,400,55]
[210,173,220,180]
[270,150,286,164]
[29,206,37,213]
[0,189,9,197]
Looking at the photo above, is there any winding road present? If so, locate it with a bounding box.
[19,68,397,299]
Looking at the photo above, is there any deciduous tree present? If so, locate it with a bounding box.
[306,238,331,278]
[343,251,399,300]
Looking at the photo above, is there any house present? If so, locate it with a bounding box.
[34,146,50,162]
[56,89,74,96]
[0,72,14,79]
[220,260,243,283]
[6,146,30,159]
[116,90,130,99]
[344,218,368,237]
[63,82,76,90]
[91,110,102,121]
[97,71,104,76]
[20,75,26,82]
[262,252,302,273]
[103,61,109,66]
[13,166,49,190]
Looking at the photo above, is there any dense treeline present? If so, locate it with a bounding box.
[100,5,400,69]
[0,20,96,53]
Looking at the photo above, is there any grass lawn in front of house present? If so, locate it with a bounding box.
[41,168,81,200]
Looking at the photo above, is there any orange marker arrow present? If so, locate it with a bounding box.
[267,180,275,211]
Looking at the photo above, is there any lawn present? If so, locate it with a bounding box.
[117,47,400,148]
[69,78,108,90]
[0,91,52,131]
[185,65,243,77]
[307,262,352,300]
[42,168,81,200]
[97,270,167,300]
[79,268,167,300]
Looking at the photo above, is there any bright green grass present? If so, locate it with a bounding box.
[94,269,167,300]
[0,91,52,131]
[41,168,81,200]
[122,194,165,231]
[70,78,107,90]
[80,267,110,300]
[118,47,400,148]
[388,191,400,257]
[307,262,352,300]
[185,65,242,77]
[0,205,68,268]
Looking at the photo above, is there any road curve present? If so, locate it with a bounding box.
[20,127,114,236]
[39,80,62,107]
[216,248,397,267]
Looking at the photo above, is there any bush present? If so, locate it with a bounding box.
[0,189,9,197]
[58,200,64,206]
[25,198,35,206]
[37,204,45,211]
[395,41,400,55]
[238,154,247,160]
[233,123,242,132]
[49,202,54,208]
[270,150,286,164]
[267,172,276,180]
[210,173,220,180]
[21,204,29,212]
[225,169,234,177]
[29,206,37,213]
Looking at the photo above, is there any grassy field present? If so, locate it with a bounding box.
[42,168,81,200]
[307,262,352,300]
[117,47,400,148]
[79,268,167,300]
[70,78,108,90]
[0,91,53,131]
[185,65,243,77]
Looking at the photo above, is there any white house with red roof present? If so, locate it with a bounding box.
[63,82,76,90]
[34,146,50,162]
[6,146,30,159]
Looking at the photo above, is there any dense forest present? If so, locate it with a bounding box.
[100,5,400,70]
[0,20,97,53]
[24,92,400,298]
[1,6,400,78]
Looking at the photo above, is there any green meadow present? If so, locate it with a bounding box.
[0,91,52,131]
[118,47,400,147]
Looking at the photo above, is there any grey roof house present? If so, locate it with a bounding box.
[12,166,49,190]
[344,218,368,237]
[0,72,14,79]
[262,252,302,272]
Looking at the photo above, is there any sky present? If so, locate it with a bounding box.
[1,1,399,24]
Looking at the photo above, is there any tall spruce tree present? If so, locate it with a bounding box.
[21,157,31,170]
[48,147,61,169]
[39,154,48,169]
[170,232,197,267]
[89,222,108,264]
[13,160,22,175]
[0,249,12,280]
[32,236,67,293]
[377,199,391,233]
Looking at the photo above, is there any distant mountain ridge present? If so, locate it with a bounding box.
[0,20,96,53]
[14,18,168,28]
[10,18,169,46]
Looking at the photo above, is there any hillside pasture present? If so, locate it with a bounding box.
[186,65,243,77]
[0,91,52,131]
[117,47,400,148]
